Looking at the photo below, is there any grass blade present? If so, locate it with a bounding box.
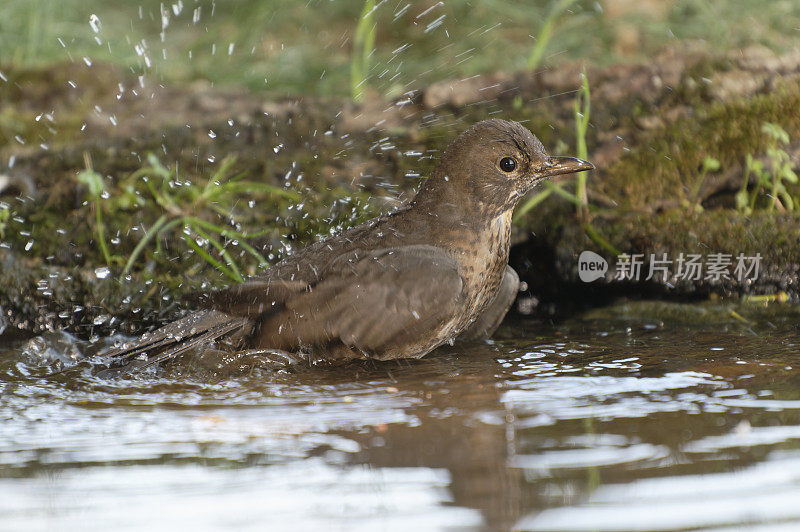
[189,222,244,283]
[121,214,170,279]
[182,230,240,283]
[527,0,578,70]
[514,188,553,220]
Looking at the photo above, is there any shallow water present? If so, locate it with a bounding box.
[2,300,800,531]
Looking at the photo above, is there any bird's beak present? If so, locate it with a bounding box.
[534,156,594,180]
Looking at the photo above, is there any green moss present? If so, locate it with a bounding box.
[599,82,800,208]
[595,210,799,259]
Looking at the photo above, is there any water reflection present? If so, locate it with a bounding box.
[2,301,800,530]
[518,453,800,531]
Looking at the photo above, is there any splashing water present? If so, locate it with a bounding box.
[2,302,800,530]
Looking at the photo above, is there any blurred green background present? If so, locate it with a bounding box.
[2,0,798,98]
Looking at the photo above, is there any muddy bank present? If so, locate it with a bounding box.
[1,45,799,334]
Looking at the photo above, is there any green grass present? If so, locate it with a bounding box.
[350,0,377,101]
[526,0,579,71]
[573,69,590,215]
[736,123,798,214]
[71,153,303,282]
[685,155,721,212]
[77,153,114,266]
[2,0,799,98]
[515,69,589,220]
[119,154,299,281]
[0,202,10,240]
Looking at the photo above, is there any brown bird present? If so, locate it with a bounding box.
[105,119,592,371]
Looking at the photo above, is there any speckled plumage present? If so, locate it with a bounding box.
[105,120,592,371]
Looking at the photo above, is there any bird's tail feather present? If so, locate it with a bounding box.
[102,310,250,373]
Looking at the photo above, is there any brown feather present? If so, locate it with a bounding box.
[255,245,464,356]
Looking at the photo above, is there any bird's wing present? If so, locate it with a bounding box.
[257,244,464,357]
[105,246,463,369]
[187,279,309,316]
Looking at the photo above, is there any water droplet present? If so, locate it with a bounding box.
[208,130,217,139]
[94,266,111,279]
[424,15,446,34]
[89,14,102,33]
[83,57,93,67]
[394,4,410,20]
[160,4,170,32]
[416,2,442,19]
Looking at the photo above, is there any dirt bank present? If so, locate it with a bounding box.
[1,45,798,334]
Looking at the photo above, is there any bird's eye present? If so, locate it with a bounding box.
[499,157,517,173]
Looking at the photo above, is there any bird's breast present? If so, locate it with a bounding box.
[447,210,513,328]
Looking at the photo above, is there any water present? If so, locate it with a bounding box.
[1,301,800,531]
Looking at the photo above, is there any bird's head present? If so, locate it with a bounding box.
[419,119,593,217]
